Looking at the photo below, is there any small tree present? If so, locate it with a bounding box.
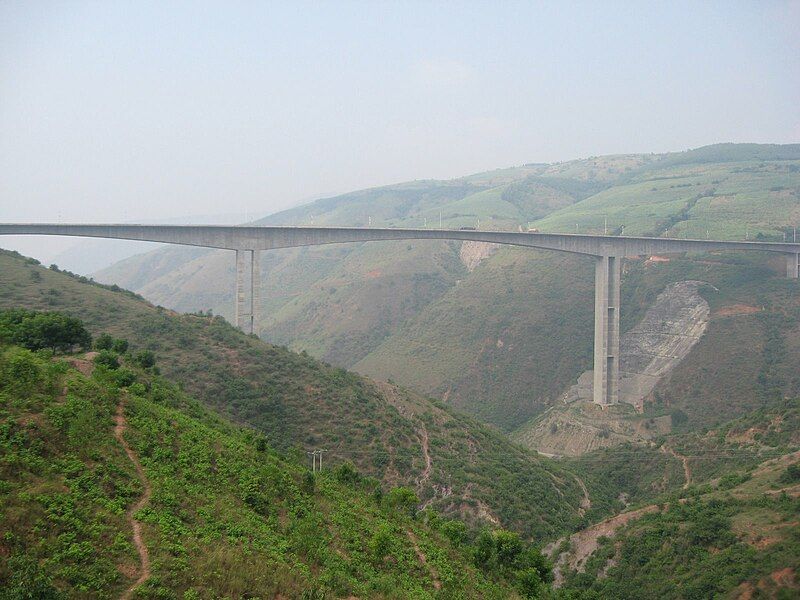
[95,333,114,351]
[94,350,120,370]
[5,310,92,354]
[111,338,129,353]
[494,530,523,567]
[384,486,419,517]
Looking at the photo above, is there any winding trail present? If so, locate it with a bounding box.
[574,474,592,515]
[416,423,433,488]
[114,398,152,599]
[662,445,692,489]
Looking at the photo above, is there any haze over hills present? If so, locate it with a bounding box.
[94,143,800,437]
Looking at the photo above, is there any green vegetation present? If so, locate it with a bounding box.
[0,249,587,543]
[0,308,91,354]
[563,496,800,599]
[1,331,549,597]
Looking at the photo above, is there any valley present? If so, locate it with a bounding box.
[3,143,800,598]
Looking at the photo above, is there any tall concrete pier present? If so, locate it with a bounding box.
[235,249,260,334]
[2,223,799,406]
[593,256,621,405]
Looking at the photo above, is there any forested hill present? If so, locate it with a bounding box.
[0,249,586,543]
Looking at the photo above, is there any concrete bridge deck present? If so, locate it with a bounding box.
[2,223,799,407]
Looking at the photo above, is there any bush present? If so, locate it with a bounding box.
[133,350,156,369]
[383,487,418,517]
[111,338,129,354]
[94,350,120,370]
[334,462,361,485]
[94,333,114,351]
[779,463,800,484]
[440,520,469,545]
[494,530,523,567]
[113,368,136,387]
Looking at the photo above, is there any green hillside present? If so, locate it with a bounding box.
[355,150,800,432]
[92,144,800,438]
[0,337,532,597]
[552,399,800,598]
[0,249,586,542]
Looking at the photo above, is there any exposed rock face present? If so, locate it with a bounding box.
[512,281,710,456]
[458,241,499,272]
[563,280,710,408]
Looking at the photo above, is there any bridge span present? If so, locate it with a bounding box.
[2,223,799,406]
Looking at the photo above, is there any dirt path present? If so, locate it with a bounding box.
[574,474,592,515]
[407,530,442,590]
[546,504,661,586]
[416,423,432,488]
[662,445,692,489]
[114,398,152,599]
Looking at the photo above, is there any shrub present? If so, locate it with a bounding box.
[94,333,114,351]
[111,338,129,354]
[440,520,469,545]
[94,350,120,370]
[384,487,418,517]
[133,350,156,369]
[334,462,361,485]
[779,463,800,484]
[494,530,523,567]
[113,368,137,387]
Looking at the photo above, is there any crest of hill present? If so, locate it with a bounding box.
[0,249,586,542]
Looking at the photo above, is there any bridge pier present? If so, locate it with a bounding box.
[787,253,799,279]
[593,255,620,406]
[235,249,260,334]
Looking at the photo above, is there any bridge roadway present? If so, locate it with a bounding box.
[2,223,799,406]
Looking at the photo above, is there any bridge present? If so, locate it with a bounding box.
[2,222,799,406]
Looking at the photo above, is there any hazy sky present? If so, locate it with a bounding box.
[1,0,799,228]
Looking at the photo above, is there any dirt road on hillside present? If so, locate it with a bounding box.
[114,399,152,599]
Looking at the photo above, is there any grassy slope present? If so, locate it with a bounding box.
[0,346,513,598]
[0,250,584,542]
[556,399,800,598]
[359,152,800,431]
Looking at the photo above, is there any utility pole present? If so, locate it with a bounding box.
[604,217,608,235]
[794,226,797,243]
[307,451,317,473]
[424,217,427,228]
[439,211,442,229]
[307,449,328,473]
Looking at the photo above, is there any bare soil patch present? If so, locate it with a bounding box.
[114,398,152,600]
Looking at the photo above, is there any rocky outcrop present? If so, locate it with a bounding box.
[459,241,499,272]
[512,281,711,456]
[563,280,710,408]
